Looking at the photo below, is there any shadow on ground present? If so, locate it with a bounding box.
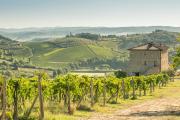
[118,106,180,117]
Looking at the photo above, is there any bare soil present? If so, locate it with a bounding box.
[83,79,180,120]
[87,98,180,120]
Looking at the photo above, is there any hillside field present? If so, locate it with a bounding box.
[0,30,178,71]
[24,37,125,68]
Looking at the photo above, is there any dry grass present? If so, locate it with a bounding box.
[84,78,180,120]
[29,78,180,120]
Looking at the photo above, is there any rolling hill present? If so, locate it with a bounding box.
[0,30,178,71]
[1,26,180,41]
[24,37,124,68]
[0,35,32,58]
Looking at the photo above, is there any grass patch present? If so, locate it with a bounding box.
[91,79,180,114]
[44,48,65,56]
[25,37,125,69]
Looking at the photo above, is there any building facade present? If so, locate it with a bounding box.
[127,42,169,75]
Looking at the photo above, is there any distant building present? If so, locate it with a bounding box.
[127,42,169,76]
[0,42,22,50]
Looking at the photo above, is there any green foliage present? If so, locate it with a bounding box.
[114,70,127,78]
[173,47,180,69]
[77,104,92,111]
[73,33,100,40]
[22,30,177,70]
[119,30,177,49]
[0,34,32,58]
[25,37,125,69]
[5,111,13,120]
[1,30,177,71]
[162,69,175,77]
[0,71,171,119]
[18,116,36,120]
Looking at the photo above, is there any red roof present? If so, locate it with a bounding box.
[128,42,168,51]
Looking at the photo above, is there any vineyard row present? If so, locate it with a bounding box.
[0,72,173,120]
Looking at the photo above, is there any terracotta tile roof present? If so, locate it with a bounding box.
[128,42,168,51]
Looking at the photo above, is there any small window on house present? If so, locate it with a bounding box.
[135,72,140,76]
[144,61,147,66]
[154,61,157,67]
[144,52,147,56]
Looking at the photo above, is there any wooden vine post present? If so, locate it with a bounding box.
[67,79,71,114]
[139,87,142,97]
[116,81,120,103]
[150,81,153,94]
[103,73,106,106]
[90,77,94,107]
[152,82,155,92]
[158,81,161,89]
[143,82,147,96]
[38,73,44,120]
[24,95,39,118]
[172,76,174,82]
[13,82,18,120]
[2,75,6,120]
[122,79,126,99]
[131,79,136,99]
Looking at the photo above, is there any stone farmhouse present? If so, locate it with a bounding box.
[127,42,169,76]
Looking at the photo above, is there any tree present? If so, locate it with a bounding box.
[57,68,64,75]
[0,50,4,58]
[114,70,127,78]
[52,70,57,78]
[75,33,100,40]
[173,36,180,69]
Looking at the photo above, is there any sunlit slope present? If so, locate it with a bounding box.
[25,37,122,68]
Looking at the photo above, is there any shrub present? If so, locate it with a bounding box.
[114,70,127,78]
[68,106,76,115]
[162,69,175,77]
[109,100,118,104]
[77,104,92,111]
[18,116,36,120]
[6,111,13,120]
[0,112,13,120]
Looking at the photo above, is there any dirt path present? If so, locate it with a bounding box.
[82,79,180,120]
[85,98,180,120]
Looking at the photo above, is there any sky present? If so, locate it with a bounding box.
[0,0,180,28]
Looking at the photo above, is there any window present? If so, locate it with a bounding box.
[135,72,140,76]
[144,52,147,56]
[144,61,147,66]
[154,61,157,67]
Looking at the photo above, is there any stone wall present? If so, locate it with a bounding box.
[161,50,169,71]
[128,50,161,75]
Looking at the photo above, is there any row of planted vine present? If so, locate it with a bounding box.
[0,72,171,119]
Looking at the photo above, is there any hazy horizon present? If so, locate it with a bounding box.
[1,0,180,28]
[1,26,180,29]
